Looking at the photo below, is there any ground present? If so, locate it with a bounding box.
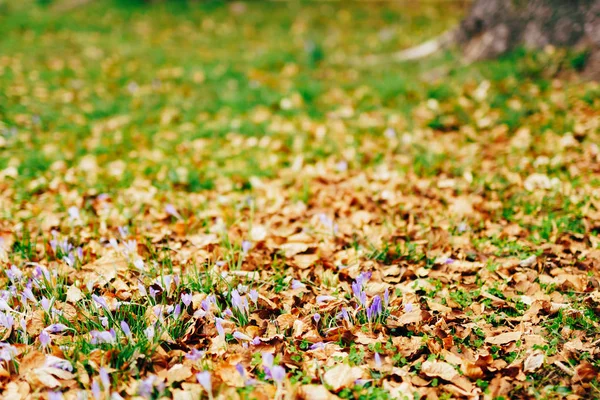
[0,1,599,399]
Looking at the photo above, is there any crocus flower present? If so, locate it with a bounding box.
[165,204,182,220]
[249,289,258,305]
[271,365,286,383]
[39,331,51,348]
[40,297,51,312]
[384,288,389,308]
[133,258,145,271]
[45,355,73,371]
[44,324,68,333]
[91,380,101,400]
[92,295,110,312]
[374,353,382,368]
[172,304,182,319]
[313,313,321,323]
[233,331,252,341]
[0,313,14,329]
[341,307,350,323]
[309,342,325,350]
[6,265,22,281]
[138,375,155,398]
[404,303,414,313]
[68,206,80,221]
[291,280,305,290]
[185,348,204,361]
[100,367,110,389]
[181,293,192,307]
[120,321,131,338]
[118,226,128,238]
[90,330,116,345]
[48,391,63,400]
[241,240,252,255]
[384,127,396,138]
[316,295,335,304]
[196,371,212,393]
[144,325,155,341]
[235,363,246,379]
[215,317,225,338]
[262,352,274,368]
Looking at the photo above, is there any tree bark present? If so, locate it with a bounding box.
[457,0,600,78]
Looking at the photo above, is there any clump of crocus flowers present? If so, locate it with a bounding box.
[350,271,389,325]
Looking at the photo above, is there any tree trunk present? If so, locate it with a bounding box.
[457,0,600,78]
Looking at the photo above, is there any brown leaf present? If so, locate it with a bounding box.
[323,364,364,391]
[166,364,192,384]
[421,360,458,381]
[485,331,521,345]
[523,351,544,372]
[298,385,338,400]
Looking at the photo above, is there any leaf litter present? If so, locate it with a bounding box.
[0,1,600,399]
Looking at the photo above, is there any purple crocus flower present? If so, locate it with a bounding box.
[384,127,396,139]
[92,295,110,312]
[356,271,371,285]
[181,293,192,307]
[404,302,414,313]
[40,297,51,312]
[90,330,116,345]
[6,265,22,281]
[241,240,252,255]
[384,288,389,307]
[68,206,80,221]
[374,353,382,368]
[291,280,305,290]
[0,313,14,329]
[444,257,455,264]
[99,367,110,389]
[120,321,131,338]
[186,348,204,361]
[360,292,367,308]
[235,363,246,379]
[370,295,382,317]
[316,295,336,304]
[313,313,321,323]
[91,380,101,400]
[341,307,349,323]
[45,355,73,371]
[231,289,244,314]
[44,323,68,333]
[144,325,155,341]
[173,304,182,319]
[233,331,252,341]
[249,289,258,305]
[271,365,286,383]
[48,391,63,400]
[39,331,51,348]
[118,226,128,238]
[309,342,325,350]
[251,336,261,345]
[196,371,212,393]
[165,204,182,220]
[262,352,274,368]
[215,317,225,338]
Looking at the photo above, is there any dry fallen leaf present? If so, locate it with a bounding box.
[485,331,522,345]
[421,360,459,381]
[323,364,364,391]
[523,351,544,372]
